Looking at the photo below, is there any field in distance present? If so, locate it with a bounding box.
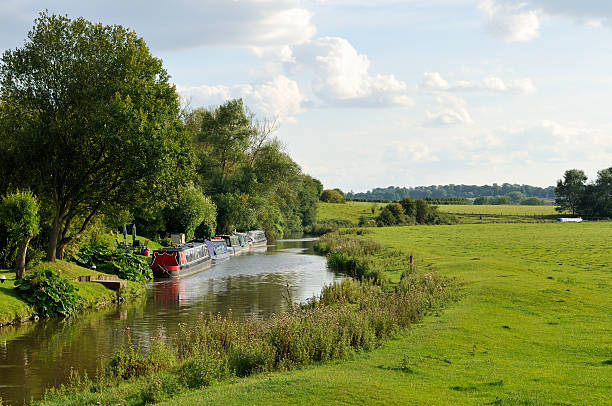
[438,204,559,216]
[317,201,561,226]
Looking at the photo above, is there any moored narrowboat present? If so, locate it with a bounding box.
[246,229,267,248]
[150,241,212,278]
[233,232,249,250]
[218,234,244,255]
[205,238,231,263]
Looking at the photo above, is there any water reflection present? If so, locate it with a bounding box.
[0,239,337,405]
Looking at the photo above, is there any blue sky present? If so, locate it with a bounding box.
[1,0,611,192]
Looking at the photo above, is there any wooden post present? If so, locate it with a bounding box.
[409,255,414,272]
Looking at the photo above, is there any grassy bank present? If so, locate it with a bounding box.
[56,222,609,405]
[25,222,612,404]
[0,260,144,326]
[164,222,610,405]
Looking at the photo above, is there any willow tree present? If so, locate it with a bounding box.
[0,13,194,261]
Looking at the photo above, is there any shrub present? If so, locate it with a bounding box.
[320,189,344,203]
[14,268,82,317]
[179,354,228,388]
[228,339,275,377]
[67,245,152,282]
[376,203,406,226]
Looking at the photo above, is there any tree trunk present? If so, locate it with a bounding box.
[46,214,62,262]
[16,236,33,280]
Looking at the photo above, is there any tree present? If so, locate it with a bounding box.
[298,175,323,228]
[507,191,526,204]
[473,196,489,205]
[520,197,547,206]
[0,13,194,261]
[0,191,40,279]
[555,169,587,215]
[163,185,217,239]
[399,197,416,218]
[376,203,406,226]
[197,99,255,191]
[320,189,344,203]
[415,199,430,224]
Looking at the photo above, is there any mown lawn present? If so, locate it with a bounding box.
[159,222,611,405]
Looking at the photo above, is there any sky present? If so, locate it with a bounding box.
[1,0,611,192]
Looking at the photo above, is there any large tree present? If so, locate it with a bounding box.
[0,13,194,261]
[555,169,587,215]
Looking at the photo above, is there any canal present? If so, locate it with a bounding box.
[0,239,338,405]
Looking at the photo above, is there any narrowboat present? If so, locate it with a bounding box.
[218,234,245,255]
[246,229,267,248]
[233,232,250,250]
[150,241,212,278]
[205,238,231,263]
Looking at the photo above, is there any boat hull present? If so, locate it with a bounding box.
[212,251,230,263]
[153,258,212,278]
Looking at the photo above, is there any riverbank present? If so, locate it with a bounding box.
[0,260,144,327]
[161,222,607,405]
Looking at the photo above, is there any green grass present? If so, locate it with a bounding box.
[0,260,143,325]
[438,204,559,216]
[317,201,384,225]
[153,222,611,405]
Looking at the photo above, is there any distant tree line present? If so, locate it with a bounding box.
[346,184,555,201]
[555,168,612,218]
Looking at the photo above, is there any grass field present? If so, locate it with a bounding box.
[438,204,559,216]
[146,222,611,405]
[318,202,562,226]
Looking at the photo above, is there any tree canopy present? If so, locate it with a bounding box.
[0,190,40,278]
[555,169,587,215]
[187,100,321,239]
[0,12,194,261]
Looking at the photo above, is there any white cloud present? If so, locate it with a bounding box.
[383,141,440,163]
[478,0,541,42]
[420,72,535,94]
[292,36,414,107]
[424,94,473,127]
[177,75,304,121]
[0,0,317,51]
[478,0,612,42]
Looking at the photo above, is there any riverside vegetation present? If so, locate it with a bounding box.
[31,230,457,405]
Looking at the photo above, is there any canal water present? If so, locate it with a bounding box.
[0,239,338,405]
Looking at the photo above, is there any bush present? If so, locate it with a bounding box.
[520,197,548,205]
[67,245,152,282]
[320,189,344,203]
[179,354,228,388]
[376,203,406,226]
[14,268,82,317]
[473,196,488,205]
